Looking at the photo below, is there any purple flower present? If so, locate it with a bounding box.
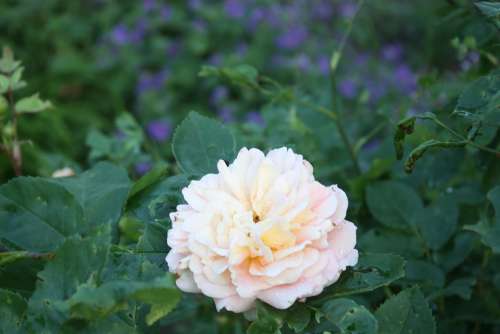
[394,64,417,93]
[381,43,403,62]
[248,8,266,30]
[224,0,245,18]
[236,43,248,58]
[135,161,152,176]
[211,86,229,105]
[365,79,387,102]
[246,111,265,126]
[461,51,480,71]
[218,106,235,123]
[110,24,130,45]
[313,0,334,20]
[137,71,167,94]
[339,2,356,18]
[277,25,308,49]
[338,79,358,99]
[147,120,172,142]
[188,0,202,10]
[295,53,311,71]
[160,5,172,20]
[143,0,156,12]
[209,53,223,66]
[318,55,331,75]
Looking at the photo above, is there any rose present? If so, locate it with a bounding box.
[166,147,358,312]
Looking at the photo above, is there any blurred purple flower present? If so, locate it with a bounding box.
[338,79,358,99]
[135,161,152,176]
[355,53,369,66]
[461,51,480,71]
[277,25,308,49]
[143,0,156,12]
[225,0,245,18]
[295,53,311,71]
[209,53,224,66]
[188,0,202,10]
[381,44,403,62]
[313,0,334,20]
[246,111,265,126]
[147,120,172,142]
[248,8,266,30]
[192,19,206,32]
[318,55,330,75]
[365,79,387,102]
[128,20,147,44]
[394,64,417,93]
[160,5,172,20]
[218,106,235,123]
[137,71,167,94]
[210,86,229,105]
[167,40,182,57]
[236,43,248,58]
[339,2,356,18]
[110,24,130,45]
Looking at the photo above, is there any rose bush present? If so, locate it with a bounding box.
[167,147,357,312]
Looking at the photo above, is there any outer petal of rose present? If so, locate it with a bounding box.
[257,278,317,309]
[176,271,201,293]
[328,220,357,259]
[214,295,256,313]
[193,272,236,299]
[330,185,348,224]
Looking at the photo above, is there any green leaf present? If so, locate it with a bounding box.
[172,112,236,176]
[0,178,84,252]
[52,162,131,231]
[199,64,259,88]
[394,116,416,160]
[475,2,500,28]
[67,274,180,326]
[128,174,188,223]
[464,219,500,253]
[375,287,436,334]
[405,260,445,293]
[313,253,405,303]
[0,289,27,333]
[0,47,21,73]
[0,74,9,94]
[404,140,466,174]
[15,93,52,114]
[321,298,378,334]
[247,302,285,334]
[286,303,311,333]
[366,181,422,229]
[27,230,110,331]
[487,186,500,224]
[428,277,476,301]
[359,229,425,259]
[413,197,459,250]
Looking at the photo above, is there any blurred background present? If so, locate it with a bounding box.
[0,0,497,183]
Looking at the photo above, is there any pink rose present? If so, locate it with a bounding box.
[166,147,358,312]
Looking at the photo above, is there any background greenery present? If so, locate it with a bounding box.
[0,0,499,333]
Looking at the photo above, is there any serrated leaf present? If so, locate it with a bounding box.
[375,287,436,334]
[413,197,459,250]
[366,181,422,229]
[286,303,311,333]
[0,47,21,73]
[475,1,500,28]
[0,178,84,252]
[0,289,28,333]
[52,162,131,232]
[464,219,500,253]
[0,74,9,93]
[172,112,236,176]
[27,230,110,331]
[247,302,285,334]
[321,298,378,334]
[359,229,425,259]
[67,274,180,326]
[428,277,476,301]
[313,253,405,303]
[15,93,52,114]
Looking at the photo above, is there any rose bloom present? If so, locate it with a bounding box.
[166,147,358,312]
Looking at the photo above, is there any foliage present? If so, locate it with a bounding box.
[1,0,500,333]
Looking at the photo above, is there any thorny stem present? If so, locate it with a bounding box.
[328,0,365,176]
